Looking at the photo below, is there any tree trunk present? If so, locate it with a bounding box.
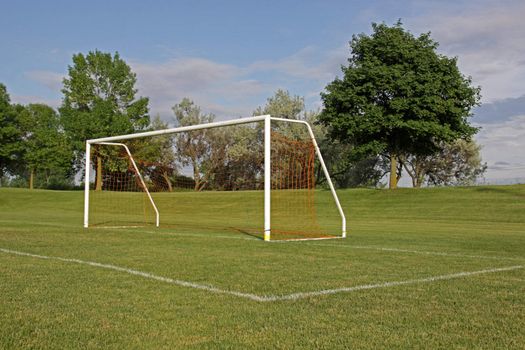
[95,156,102,191]
[193,167,201,191]
[29,168,35,190]
[162,170,173,192]
[389,153,398,189]
[415,173,424,188]
[414,159,425,188]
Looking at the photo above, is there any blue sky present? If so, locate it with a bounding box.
[1,0,524,182]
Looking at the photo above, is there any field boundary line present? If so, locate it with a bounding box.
[0,248,267,302]
[307,243,525,262]
[1,248,522,302]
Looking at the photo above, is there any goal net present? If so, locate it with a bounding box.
[84,116,346,241]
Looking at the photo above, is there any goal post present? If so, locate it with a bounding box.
[83,115,346,241]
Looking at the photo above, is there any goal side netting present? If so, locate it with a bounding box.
[84,116,346,241]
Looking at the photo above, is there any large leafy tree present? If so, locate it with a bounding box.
[60,50,150,186]
[319,22,481,189]
[18,104,74,189]
[0,84,24,185]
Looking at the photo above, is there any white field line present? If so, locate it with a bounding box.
[307,243,525,262]
[1,248,523,302]
[268,236,344,242]
[268,265,524,301]
[0,248,267,302]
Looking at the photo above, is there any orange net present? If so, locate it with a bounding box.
[269,131,323,239]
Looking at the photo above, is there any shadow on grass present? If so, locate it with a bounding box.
[233,228,264,240]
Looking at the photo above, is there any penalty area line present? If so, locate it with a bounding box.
[0,248,522,302]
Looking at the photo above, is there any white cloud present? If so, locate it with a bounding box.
[410,1,525,102]
[475,115,525,179]
[249,45,347,83]
[130,57,274,119]
[129,47,346,120]
[24,70,64,91]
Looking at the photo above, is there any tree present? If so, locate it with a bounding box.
[306,111,387,188]
[402,139,486,187]
[254,89,310,138]
[254,89,305,119]
[60,50,150,189]
[172,98,216,191]
[256,89,385,188]
[0,84,24,185]
[129,115,177,191]
[18,104,74,189]
[319,21,481,189]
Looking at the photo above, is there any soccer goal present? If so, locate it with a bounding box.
[83,115,346,241]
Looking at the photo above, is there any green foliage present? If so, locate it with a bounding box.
[0,84,24,182]
[254,89,310,139]
[127,115,178,192]
[308,113,387,188]
[130,115,176,167]
[173,98,214,127]
[18,104,74,188]
[401,139,487,187]
[319,21,481,185]
[254,89,305,119]
[256,89,386,188]
[173,98,264,191]
[172,98,216,190]
[60,50,150,166]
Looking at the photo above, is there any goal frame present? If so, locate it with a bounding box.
[83,115,346,241]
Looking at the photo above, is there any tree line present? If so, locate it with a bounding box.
[0,22,486,190]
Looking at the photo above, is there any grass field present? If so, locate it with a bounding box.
[0,185,524,349]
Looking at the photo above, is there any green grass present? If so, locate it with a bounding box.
[89,188,342,239]
[0,185,524,349]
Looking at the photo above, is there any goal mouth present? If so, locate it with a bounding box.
[83,115,346,241]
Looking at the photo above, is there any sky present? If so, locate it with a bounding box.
[1,0,524,182]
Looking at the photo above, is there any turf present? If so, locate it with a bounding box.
[0,185,524,349]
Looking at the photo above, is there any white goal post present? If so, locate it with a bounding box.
[83,115,346,241]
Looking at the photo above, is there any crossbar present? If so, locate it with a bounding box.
[87,115,269,144]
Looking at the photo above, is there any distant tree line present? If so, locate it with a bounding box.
[0,22,487,190]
